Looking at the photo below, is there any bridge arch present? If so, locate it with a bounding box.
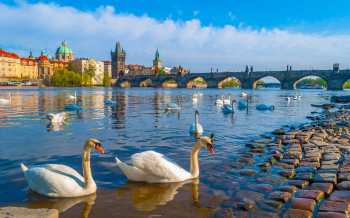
[218,77,241,88]
[293,75,327,89]
[186,76,208,88]
[161,78,178,88]
[118,79,132,88]
[253,76,281,89]
[139,79,153,87]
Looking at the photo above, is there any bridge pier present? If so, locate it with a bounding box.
[281,81,294,90]
[327,79,343,90]
[241,81,253,89]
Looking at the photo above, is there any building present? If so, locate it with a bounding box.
[125,64,153,76]
[153,49,162,74]
[170,65,189,76]
[103,61,112,78]
[0,49,21,81]
[111,41,126,79]
[37,50,68,80]
[55,41,74,62]
[20,57,37,80]
[71,58,104,85]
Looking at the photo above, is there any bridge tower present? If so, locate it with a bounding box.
[153,49,162,75]
[111,41,126,79]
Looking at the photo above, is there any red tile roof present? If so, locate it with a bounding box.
[0,49,20,59]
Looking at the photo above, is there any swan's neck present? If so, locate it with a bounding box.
[194,113,199,130]
[190,141,202,178]
[82,144,95,189]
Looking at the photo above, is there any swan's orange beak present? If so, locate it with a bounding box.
[95,144,105,154]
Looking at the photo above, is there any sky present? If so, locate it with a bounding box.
[1,0,350,72]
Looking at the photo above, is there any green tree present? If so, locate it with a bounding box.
[296,78,326,88]
[221,79,240,88]
[82,65,96,86]
[343,81,350,89]
[103,72,111,87]
[51,69,82,87]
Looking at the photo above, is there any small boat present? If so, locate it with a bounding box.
[64,104,81,111]
[256,104,275,111]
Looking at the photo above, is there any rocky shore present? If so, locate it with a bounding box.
[216,107,350,217]
[0,207,58,218]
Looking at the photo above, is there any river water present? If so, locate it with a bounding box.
[0,87,345,217]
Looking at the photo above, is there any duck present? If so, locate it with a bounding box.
[0,93,11,104]
[47,112,67,124]
[222,100,235,114]
[104,99,117,106]
[115,134,215,183]
[20,138,105,198]
[256,104,275,111]
[189,110,203,135]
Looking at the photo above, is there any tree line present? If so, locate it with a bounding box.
[50,63,111,87]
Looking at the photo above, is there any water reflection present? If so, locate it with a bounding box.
[26,192,96,218]
[115,180,193,211]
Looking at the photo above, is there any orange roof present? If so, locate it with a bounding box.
[37,55,49,62]
[20,57,37,64]
[0,49,20,59]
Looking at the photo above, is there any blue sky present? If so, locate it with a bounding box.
[1,1,350,72]
[4,0,350,31]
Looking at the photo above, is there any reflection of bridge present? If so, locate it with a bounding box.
[116,69,350,90]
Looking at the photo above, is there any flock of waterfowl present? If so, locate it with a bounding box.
[0,90,302,200]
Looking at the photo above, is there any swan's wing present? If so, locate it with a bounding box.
[131,151,191,181]
[24,164,85,197]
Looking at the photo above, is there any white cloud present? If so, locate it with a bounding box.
[1,2,350,72]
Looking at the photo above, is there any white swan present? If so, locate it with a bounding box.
[104,99,117,106]
[189,110,203,135]
[215,96,224,107]
[115,135,215,183]
[21,138,105,198]
[68,91,77,100]
[222,100,235,114]
[0,93,11,104]
[47,112,67,124]
[165,103,180,111]
[240,92,248,97]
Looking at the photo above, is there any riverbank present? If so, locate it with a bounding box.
[214,106,350,217]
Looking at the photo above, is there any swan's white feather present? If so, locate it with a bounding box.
[117,151,192,183]
[22,164,94,197]
[189,123,203,135]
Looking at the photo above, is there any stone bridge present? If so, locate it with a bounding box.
[115,69,350,90]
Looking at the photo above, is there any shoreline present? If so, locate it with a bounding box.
[2,94,350,217]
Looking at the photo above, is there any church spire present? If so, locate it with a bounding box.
[155,48,160,60]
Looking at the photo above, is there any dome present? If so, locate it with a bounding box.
[56,41,73,55]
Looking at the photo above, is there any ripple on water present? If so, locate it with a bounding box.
[0,87,339,216]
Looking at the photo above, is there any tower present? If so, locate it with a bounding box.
[153,48,162,75]
[111,41,126,79]
[55,41,74,62]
